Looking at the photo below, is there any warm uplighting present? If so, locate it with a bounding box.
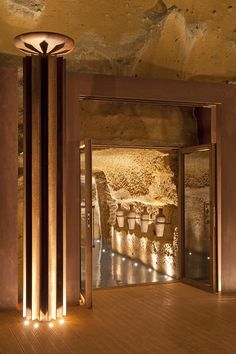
[122,257,126,261]
[59,318,65,325]
[148,268,152,273]
[33,323,39,329]
[24,320,30,326]
[164,253,174,277]
[189,252,192,256]
[48,322,54,328]
[134,262,138,267]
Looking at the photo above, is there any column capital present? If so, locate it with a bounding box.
[14,31,74,56]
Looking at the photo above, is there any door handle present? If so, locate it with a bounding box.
[87,212,91,228]
[86,210,95,247]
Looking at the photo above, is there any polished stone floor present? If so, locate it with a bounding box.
[81,199,173,289]
[92,239,173,288]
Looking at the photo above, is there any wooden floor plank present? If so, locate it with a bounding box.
[1,283,236,353]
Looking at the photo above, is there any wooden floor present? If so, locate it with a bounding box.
[1,282,236,353]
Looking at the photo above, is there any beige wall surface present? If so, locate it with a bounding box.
[0,67,18,309]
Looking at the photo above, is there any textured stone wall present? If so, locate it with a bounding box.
[93,148,178,206]
[79,101,198,147]
[1,0,236,82]
[112,223,179,278]
[92,148,179,277]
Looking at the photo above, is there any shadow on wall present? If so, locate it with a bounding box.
[68,59,236,83]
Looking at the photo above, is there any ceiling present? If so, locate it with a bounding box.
[1,0,236,80]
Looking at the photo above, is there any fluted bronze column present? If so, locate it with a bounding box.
[14,32,74,321]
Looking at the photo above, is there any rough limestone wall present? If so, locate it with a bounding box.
[112,205,179,277]
[2,0,236,82]
[93,148,178,206]
[79,101,197,147]
[1,0,236,83]
[93,171,116,242]
[92,149,179,277]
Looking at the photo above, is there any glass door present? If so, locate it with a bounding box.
[179,144,217,291]
[79,139,93,307]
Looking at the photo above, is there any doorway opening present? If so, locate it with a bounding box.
[79,143,216,304]
[90,146,178,289]
[77,99,218,307]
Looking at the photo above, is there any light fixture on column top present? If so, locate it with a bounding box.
[14,31,74,56]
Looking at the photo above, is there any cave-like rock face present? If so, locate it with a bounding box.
[5,0,45,20]
[1,0,236,82]
[93,148,178,206]
[79,101,198,147]
[92,148,179,277]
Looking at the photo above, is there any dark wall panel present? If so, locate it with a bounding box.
[0,68,18,309]
[194,107,211,145]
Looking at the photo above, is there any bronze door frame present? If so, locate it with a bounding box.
[77,140,217,298]
[66,73,235,304]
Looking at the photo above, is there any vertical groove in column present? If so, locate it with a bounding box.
[62,59,66,316]
[23,57,32,318]
[57,57,64,315]
[40,56,49,318]
[48,56,57,320]
[31,55,41,320]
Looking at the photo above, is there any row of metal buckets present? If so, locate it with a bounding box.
[116,203,166,237]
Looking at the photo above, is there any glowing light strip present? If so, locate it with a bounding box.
[48,57,57,320]
[23,201,27,318]
[31,56,41,321]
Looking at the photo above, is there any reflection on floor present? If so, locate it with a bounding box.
[93,240,173,288]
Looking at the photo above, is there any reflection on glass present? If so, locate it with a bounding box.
[184,149,211,284]
[92,243,166,288]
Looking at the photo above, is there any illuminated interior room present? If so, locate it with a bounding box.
[84,147,177,289]
[1,1,236,353]
[77,100,215,296]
